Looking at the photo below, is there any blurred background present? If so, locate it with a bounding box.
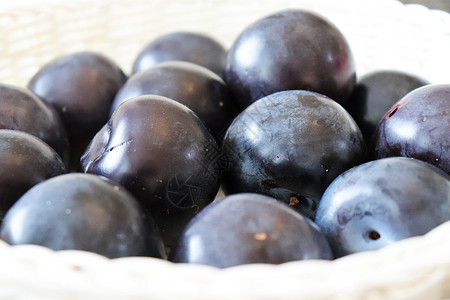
[0,0,448,87]
[0,0,449,11]
[400,0,450,11]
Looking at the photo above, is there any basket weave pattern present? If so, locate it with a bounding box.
[0,0,449,299]
[1,0,449,85]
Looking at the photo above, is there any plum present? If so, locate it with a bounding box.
[225,9,356,109]
[170,193,333,268]
[0,173,165,259]
[28,51,127,170]
[0,83,69,164]
[82,95,221,247]
[0,130,66,221]
[344,70,428,144]
[315,157,450,258]
[111,61,239,141]
[132,32,227,77]
[372,84,450,174]
[221,90,367,220]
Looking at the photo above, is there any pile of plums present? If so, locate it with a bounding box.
[0,9,448,267]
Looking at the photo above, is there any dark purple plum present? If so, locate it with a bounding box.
[221,90,367,220]
[0,130,66,221]
[372,84,450,174]
[111,61,239,140]
[0,83,69,164]
[344,70,429,144]
[225,9,356,109]
[170,193,333,268]
[81,95,221,247]
[0,173,165,259]
[132,32,227,77]
[27,51,127,170]
[315,157,450,258]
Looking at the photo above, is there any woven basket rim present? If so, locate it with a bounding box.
[0,220,448,298]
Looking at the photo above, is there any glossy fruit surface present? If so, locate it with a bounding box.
[221,90,367,219]
[0,83,69,164]
[372,84,450,174]
[315,157,450,258]
[225,9,356,109]
[0,130,66,221]
[132,32,227,77]
[170,193,333,268]
[28,51,127,170]
[82,95,221,247]
[0,173,165,259]
[345,70,428,143]
[111,61,239,140]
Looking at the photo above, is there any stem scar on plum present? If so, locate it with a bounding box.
[368,230,381,241]
[253,232,268,241]
[289,197,300,207]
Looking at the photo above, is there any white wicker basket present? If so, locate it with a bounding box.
[0,0,449,299]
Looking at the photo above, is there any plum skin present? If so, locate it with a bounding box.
[170,193,333,268]
[0,83,69,165]
[111,61,239,141]
[225,9,356,109]
[0,130,66,221]
[0,173,166,259]
[344,70,428,144]
[28,51,127,170]
[315,157,450,258]
[82,95,221,247]
[221,90,367,220]
[372,84,450,174]
[132,31,227,77]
